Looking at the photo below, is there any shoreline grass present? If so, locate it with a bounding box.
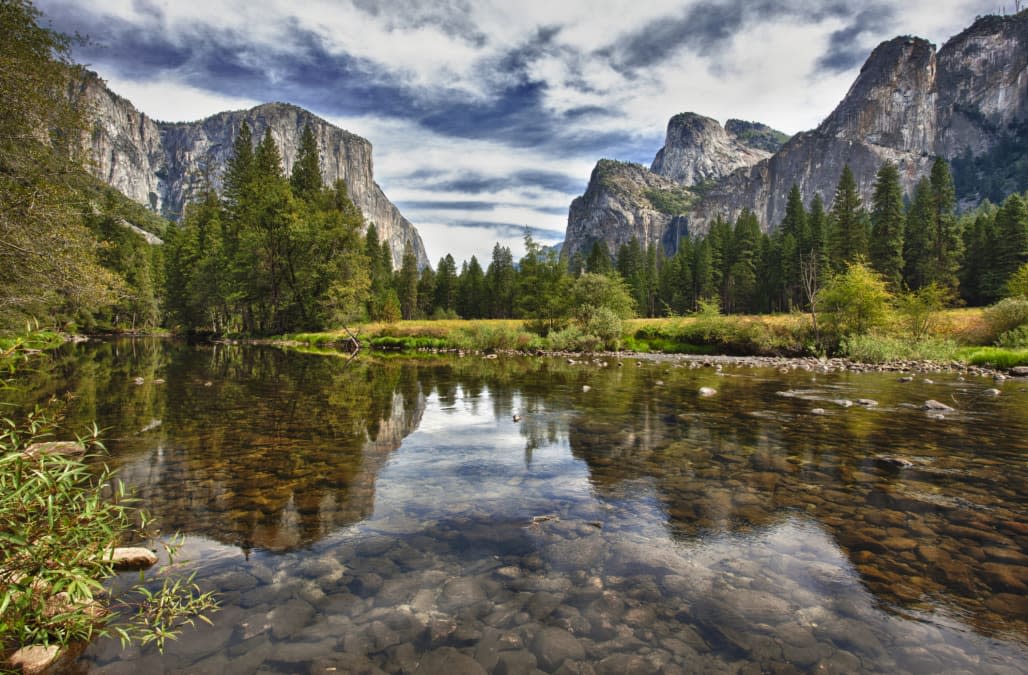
[272,306,1028,368]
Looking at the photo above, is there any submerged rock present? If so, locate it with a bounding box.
[922,399,954,411]
[698,387,717,397]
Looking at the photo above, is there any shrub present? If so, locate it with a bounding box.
[0,337,218,656]
[894,283,950,339]
[817,262,892,347]
[842,334,959,363]
[983,296,1028,342]
[583,306,625,350]
[996,324,1028,349]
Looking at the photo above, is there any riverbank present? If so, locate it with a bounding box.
[276,309,1028,371]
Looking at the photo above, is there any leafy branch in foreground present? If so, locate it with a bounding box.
[0,337,217,663]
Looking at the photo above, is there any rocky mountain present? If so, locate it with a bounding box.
[650,113,786,187]
[563,160,691,262]
[72,72,428,268]
[564,11,1028,256]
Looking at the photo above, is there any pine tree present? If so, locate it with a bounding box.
[828,166,867,270]
[726,210,761,313]
[434,254,458,314]
[903,178,933,290]
[417,266,436,318]
[486,244,516,318]
[991,193,1028,298]
[869,161,906,288]
[779,184,808,307]
[926,158,962,293]
[458,255,486,318]
[585,240,615,275]
[396,241,419,320]
[290,124,323,201]
[960,208,995,305]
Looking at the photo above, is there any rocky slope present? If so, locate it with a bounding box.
[565,10,1028,254]
[563,160,691,261]
[71,72,428,268]
[650,113,785,187]
[691,12,1028,233]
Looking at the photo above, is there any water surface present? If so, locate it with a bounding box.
[17,340,1028,674]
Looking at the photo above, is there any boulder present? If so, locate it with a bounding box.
[106,547,158,570]
[7,645,60,675]
[22,441,86,459]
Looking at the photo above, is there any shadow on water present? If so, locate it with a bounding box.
[11,340,1027,673]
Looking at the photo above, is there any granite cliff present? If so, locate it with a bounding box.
[650,113,786,187]
[564,11,1028,257]
[563,160,691,262]
[72,73,428,268]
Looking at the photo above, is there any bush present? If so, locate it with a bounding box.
[0,337,217,656]
[842,334,959,363]
[894,283,950,339]
[543,326,602,352]
[583,306,625,350]
[983,296,1028,342]
[996,324,1028,349]
[817,263,892,347]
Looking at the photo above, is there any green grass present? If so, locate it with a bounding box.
[957,346,1028,369]
[842,334,960,364]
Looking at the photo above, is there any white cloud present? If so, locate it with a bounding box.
[95,74,262,123]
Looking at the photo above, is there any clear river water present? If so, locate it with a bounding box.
[14,339,1028,674]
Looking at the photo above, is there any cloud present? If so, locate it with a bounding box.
[36,0,996,265]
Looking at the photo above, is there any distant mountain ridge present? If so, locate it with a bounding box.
[564,10,1028,260]
[72,72,428,268]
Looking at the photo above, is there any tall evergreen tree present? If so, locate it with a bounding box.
[779,184,808,307]
[416,265,436,318]
[434,254,458,314]
[458,255,486,318]
[726,210,761,313]
[828,165,867,270]
[869,161,906,288]
[289,124,322,201]
[396,241,419,320]
[991,193,1028,297]
[926,158,963,293]
[903,178,934,290]
[960,208,995,305]
[486,244,516,318]
[585,240,615,275]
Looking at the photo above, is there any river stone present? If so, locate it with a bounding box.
[595,653,658,675]
[855,398,878,407]
[416,647,487,674]
[533,626,585,671]
[268,598,315,639]
[811,408,826,415]
[7,645,61,675]
[440,577,487,609]
[698,387,717,397]
[833,399,853,408]
[22,441,86,459]
[984,388,1002,396]
[545,536,606,569]
[1010,366,1028,376]
[106,547,158,570]
[496,649,539,675]
[922,399,954,411]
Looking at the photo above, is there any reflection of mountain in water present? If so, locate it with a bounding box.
[565,369,1028,640]
[67,342,427,552]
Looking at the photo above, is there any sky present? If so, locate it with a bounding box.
[37,0,995,265]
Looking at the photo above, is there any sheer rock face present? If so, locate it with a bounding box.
[650,113,780,187]
[563,160,688,262]
[564,11,1028,254]
[689,12,1028,234]
[71,73,428,268]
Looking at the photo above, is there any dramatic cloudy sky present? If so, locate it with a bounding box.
[38,0,993,264]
